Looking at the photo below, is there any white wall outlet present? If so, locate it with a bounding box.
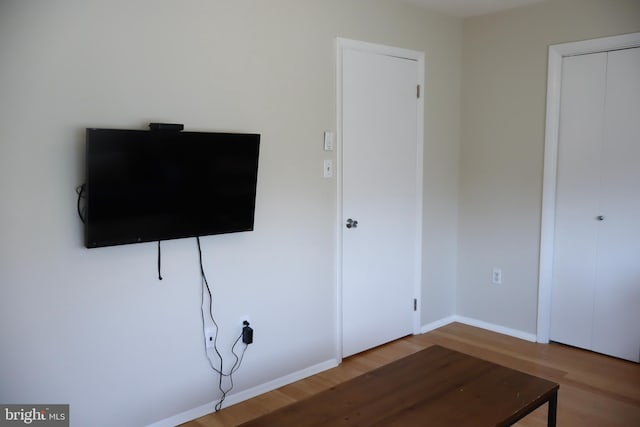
[323,160,333,178]
[204,327,216,348]
[492,268,502,285]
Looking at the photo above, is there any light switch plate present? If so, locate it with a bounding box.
[324,131,334,151]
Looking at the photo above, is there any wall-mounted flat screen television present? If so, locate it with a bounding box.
[85,128,260,248]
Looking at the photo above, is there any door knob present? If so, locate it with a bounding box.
[346,218,358,229]
[597,215,605,221]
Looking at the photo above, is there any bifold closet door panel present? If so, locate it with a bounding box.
[592,47,640,363]
[550,52,607,351]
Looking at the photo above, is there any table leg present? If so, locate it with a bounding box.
[547,391,558,427]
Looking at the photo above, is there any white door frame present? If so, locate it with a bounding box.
[537,32,640,343]
[336,38,424,360]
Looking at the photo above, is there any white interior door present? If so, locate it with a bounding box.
[551,47,640,363]
[339,40,423,358]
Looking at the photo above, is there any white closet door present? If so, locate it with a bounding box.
[592,47,640,362]
[550,52,607,351]
[551,48,640,363]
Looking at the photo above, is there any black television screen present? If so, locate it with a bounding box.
[85,128,260,248]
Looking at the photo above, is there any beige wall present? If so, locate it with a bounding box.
[0,1,461,425]
[458,0,640,334]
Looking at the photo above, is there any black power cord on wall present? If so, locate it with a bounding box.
[196,237,250,411]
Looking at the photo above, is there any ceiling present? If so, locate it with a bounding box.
[400,0,547,18]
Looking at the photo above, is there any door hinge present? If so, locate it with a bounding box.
[417,85,420,99]
[413,298,417,311]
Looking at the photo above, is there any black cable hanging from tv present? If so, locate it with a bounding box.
[157,241,163,281]
[76,183,86,224]
[196,237,250,411]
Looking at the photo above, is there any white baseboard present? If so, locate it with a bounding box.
[419,315,537,343]
[420,315,457,333]
[453,316,538,342]
[146,358,339,427]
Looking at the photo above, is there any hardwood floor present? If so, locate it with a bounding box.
[182,322,640,426]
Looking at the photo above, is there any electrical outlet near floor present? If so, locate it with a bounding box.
[492,268,502,285]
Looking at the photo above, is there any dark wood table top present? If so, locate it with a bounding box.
[239,345,559,427]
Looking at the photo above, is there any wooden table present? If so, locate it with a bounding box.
[239,345,559,427]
